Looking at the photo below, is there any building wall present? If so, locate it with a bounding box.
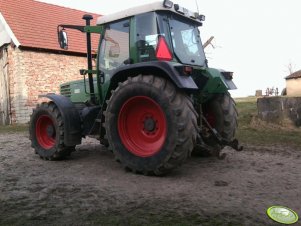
[0,45,10,125]
[7,45,87,124]
[286,78,301,96]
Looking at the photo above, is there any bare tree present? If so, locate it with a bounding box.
[286,61,296,75]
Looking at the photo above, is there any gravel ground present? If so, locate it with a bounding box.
[0,131,300,225]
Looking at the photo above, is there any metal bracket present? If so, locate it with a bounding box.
[227,139,243,152]
[202,114,243,150]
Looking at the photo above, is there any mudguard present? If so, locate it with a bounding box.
[39,94,82,146]
[202,68,237,94]
[110,61,199,90]
[218,69,237,90]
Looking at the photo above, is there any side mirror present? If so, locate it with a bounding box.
[58,29,68,50]
[109,44,120,58]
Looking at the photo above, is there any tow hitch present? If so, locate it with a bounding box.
[199,115,243,159]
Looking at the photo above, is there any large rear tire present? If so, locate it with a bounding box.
[204,93,237,142]
[204,93,238,142]
[105,75,198,175]
[196,93,237,156]
[29,101,75,160]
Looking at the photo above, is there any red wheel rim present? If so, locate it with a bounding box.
[35,115,56,149]
[118,96,167,157]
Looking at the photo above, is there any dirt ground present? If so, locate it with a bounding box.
[0,131,300,226]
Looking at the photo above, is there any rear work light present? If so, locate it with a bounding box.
[156,36,173,61]
[164,0,206,22]
[163,0,173,8]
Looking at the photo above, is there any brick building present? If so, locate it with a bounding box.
[285,70,301,96]
[0,0,99,125]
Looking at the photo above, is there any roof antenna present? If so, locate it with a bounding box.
[195,0,200,14]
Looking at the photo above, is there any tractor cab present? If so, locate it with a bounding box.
[95,0,208,91]
[58,0,212,104]
[96,2,207,69]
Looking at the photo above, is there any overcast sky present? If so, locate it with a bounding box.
[38,0,301,97]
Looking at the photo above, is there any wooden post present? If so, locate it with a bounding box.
[203,36,214,49]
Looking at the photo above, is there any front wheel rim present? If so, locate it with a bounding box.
[118,96,167,157]
[35,115,56,149]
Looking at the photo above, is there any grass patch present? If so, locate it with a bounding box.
[235,97,301,148]
[0,124,28,133]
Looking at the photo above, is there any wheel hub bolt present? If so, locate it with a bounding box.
[46,125,54,137]
[144,118,156,132]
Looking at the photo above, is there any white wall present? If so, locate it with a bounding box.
[0,17,11,47]
[286,78,301,96]
[0,45,10,125]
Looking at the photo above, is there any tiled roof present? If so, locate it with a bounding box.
[285,70,301,80]
[0,0,101,54]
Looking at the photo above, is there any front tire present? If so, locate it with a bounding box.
[29,102,75,160]
[105,75,198,175]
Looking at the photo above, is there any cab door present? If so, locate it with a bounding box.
[98,20,130,74]
[98,19,130,99]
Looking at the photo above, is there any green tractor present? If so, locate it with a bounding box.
[29,0,242,175]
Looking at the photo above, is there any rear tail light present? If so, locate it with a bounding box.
[156,36,173,61]
[183,66,193,75]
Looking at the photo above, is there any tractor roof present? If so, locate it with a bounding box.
[96,1,204,25]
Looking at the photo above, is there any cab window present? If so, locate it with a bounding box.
[99,19,130,71]
[135,12,159,62]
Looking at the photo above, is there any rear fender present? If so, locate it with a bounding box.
[109,61,199,91]
[39,94,82,146]
[202,68,237,94]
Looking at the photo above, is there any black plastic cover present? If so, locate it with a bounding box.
[39,94,82,146]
